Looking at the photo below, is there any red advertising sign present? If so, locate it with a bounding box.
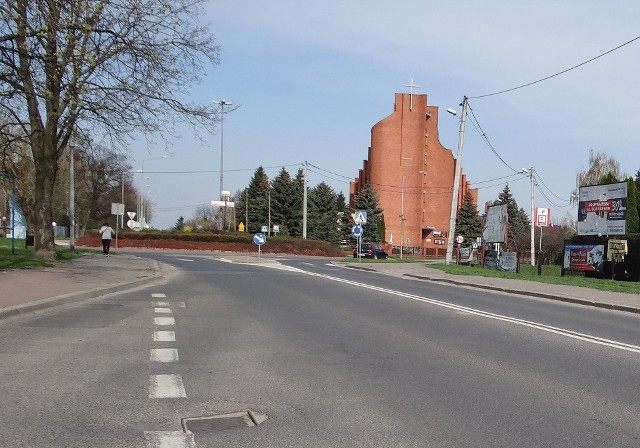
[563,244,605,272]
[584,200,614,213]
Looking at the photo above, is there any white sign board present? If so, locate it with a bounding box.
[536,207,550,227]
[211,200,235,207]
[577,182,627,236]
[111,202,124,215]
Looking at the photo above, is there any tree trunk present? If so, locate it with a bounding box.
[32,142,57,253]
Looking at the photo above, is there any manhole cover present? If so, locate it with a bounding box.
[182,410,267,434]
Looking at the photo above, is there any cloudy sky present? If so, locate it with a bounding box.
[131,1,640,230]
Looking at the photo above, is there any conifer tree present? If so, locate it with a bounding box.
[270,168,298,236]
[336,192,352,243]
[494,184,530,251]
[455,192,482,244]
[307,182,341,243]
[627,177,639,233]
[289,169,305,238]
[242,166,270,234]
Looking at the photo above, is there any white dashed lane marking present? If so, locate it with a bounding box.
[152,301,170,307]
[154,307,173,314]
[153,331,176,342]
[144,431,195,447]
[151,293,167,298]
[149,374,187,398]
[150,348,179,362]
[154,316,175,326]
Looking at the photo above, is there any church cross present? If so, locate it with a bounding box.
[404,78,420,111]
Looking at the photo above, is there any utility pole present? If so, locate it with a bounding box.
[445,97,468,265]
[529,167,536,266]
[303,161,308,239]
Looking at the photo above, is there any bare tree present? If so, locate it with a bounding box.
[0,0,220,253]
[572,150,626,204]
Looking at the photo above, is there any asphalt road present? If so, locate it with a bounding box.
[1,253,640,447]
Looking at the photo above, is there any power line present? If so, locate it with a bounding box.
[470,173,525,186]
[535,184,573,209]
[535,170,572,202]
[470,34,640,99]
[307,163,354,180]
[467,103,519,173]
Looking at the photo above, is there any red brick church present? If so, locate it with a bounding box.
[350,90,477,257]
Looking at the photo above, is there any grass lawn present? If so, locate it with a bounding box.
[0,237,84,270]
[430,262,640,295]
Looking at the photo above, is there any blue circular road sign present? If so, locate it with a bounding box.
[352,225,363,238]
[253,233,267,246]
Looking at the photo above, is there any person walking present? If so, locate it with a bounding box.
[99,222,115,256]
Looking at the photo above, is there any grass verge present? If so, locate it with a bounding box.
[430,263,640,295]
[0,238,86,270]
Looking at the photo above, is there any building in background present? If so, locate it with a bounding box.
[350,92,477,257]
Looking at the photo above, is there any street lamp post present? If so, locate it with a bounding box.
[214,100,232,199]
[445,97,468,265]
[138,155,168,228]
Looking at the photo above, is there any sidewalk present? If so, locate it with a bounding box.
[335,261,640,314]
[0,253,168,319]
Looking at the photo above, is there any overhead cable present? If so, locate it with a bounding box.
[470,35,640,99]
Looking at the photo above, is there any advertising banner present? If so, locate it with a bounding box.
[577,182,627,235]
[498,252,517,272]
[607,239,628,262]
[563,244,605,272]
[482,204,508,243]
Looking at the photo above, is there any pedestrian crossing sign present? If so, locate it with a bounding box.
[354,210,368,224]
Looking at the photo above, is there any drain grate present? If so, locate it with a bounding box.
[182,410,267,434]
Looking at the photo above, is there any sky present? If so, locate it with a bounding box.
[129,0,640,230]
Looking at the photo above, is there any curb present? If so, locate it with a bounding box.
[340,263,640,315]
[405,274,640,315]
[0,260,165,320]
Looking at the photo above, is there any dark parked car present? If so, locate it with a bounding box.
[353,243,388,259]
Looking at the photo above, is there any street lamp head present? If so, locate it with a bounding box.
[446,108,457,116]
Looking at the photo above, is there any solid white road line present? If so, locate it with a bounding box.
[154,317,175,326]
[154,307,173,314]
[302,270,640,355]
[150,348,179,362]
[152,301,170,307]
[153,331,176,342]
[149,374,187,398]
[151,293,167,298]
[144,431,195,448]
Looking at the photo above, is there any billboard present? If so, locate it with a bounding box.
[482,204,508,243]
[563,244,605,273]
[577,182,627,236]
